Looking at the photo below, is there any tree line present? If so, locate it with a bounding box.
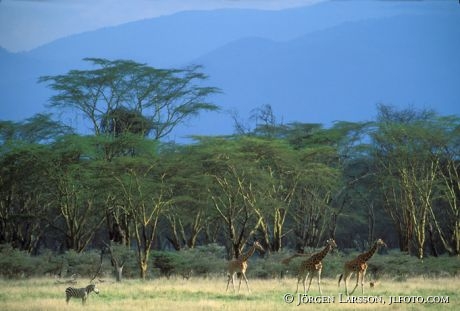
[0,58,459,279]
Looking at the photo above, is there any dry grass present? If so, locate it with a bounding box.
[0,276,458,311]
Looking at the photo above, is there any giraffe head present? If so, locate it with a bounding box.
[375,238,387,248]
[253,240,265,252]
[326,238,337,249]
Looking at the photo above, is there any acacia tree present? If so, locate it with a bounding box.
[158,144,215,250]
[48,136,106,252]
[370,105,457,258]
[39,58,220,140]
[0,115,73,253]
[282,122,354,250]
[112,152,173,279]
[388,123,438,260]
[233,137,300,253]
[0,144,53,253]
[426,116,460,255]
[210,164,264,259]
[0,114,72,144]
[438,144,460,255]
[201,138,266,259]
[290,163,341,250]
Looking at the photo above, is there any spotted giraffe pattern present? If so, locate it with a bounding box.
[295,238,337,294]
[338,238,387,295]
[226,241,264,293]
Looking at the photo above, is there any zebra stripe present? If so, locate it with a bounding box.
[65,284,99,305]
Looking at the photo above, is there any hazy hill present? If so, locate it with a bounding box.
[22,1,414,67]
[191,13,460,136]
[1,1,459,140]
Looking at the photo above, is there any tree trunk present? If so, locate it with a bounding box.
[455,219,460,256]
[367,201,375,245]
[427,223,438,257]
[273,208,285,252]
[115,265,124,282]
[140,260,148,280]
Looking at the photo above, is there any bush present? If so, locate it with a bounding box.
[152,251,183,277]
[107,244,139,279]
[152,243,226,278]
[250,250,290,279]
[0,244,41,278]
[61,249,102,278]
[1,243,458,280]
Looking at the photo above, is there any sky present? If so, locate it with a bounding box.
[0,0,324,52]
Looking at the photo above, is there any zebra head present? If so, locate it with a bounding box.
[87,284,100,294]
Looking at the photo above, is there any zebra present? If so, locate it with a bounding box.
[65,284,99,305]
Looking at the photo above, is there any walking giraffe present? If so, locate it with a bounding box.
[289,239,337,294]
[338,238,387,295]
[226,240,264,293]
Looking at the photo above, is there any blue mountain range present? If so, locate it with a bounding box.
[1,0,459,140]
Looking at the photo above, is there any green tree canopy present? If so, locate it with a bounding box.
[39,58,220,140]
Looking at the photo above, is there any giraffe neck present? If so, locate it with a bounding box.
[311,244,332,262]
[241,245,256,262]
[360,242,379,262]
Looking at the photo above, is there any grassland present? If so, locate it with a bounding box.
[0,276,458,311]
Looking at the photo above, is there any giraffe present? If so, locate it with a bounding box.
[226,240,264,293]
[338,238,387,295]
[294,238,337,294]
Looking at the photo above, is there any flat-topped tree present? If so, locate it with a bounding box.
[39,58,220,140]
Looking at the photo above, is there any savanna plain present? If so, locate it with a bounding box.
[0,276,458,311]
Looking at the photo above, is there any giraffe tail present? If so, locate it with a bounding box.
[338,274,343,286]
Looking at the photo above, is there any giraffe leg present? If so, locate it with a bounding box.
[317,270,322,295]
[296,271,307,294]
[237,273,243,293]
[361,269,367,295]
[306,271,314,293]
[226,273,232,292]
[303,272,310,293]
[242,272,251,293]
[230,273,236,293]
[344,272,352,296]
[295,274,302,294]
[349,272,360,295]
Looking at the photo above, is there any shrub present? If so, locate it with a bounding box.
[0,244,41,278]
[152,243,226,278]
[1,243,459,280]
[61,249,102,278]
[250,250,291,279]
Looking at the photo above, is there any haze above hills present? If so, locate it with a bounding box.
[1,0,459,140]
